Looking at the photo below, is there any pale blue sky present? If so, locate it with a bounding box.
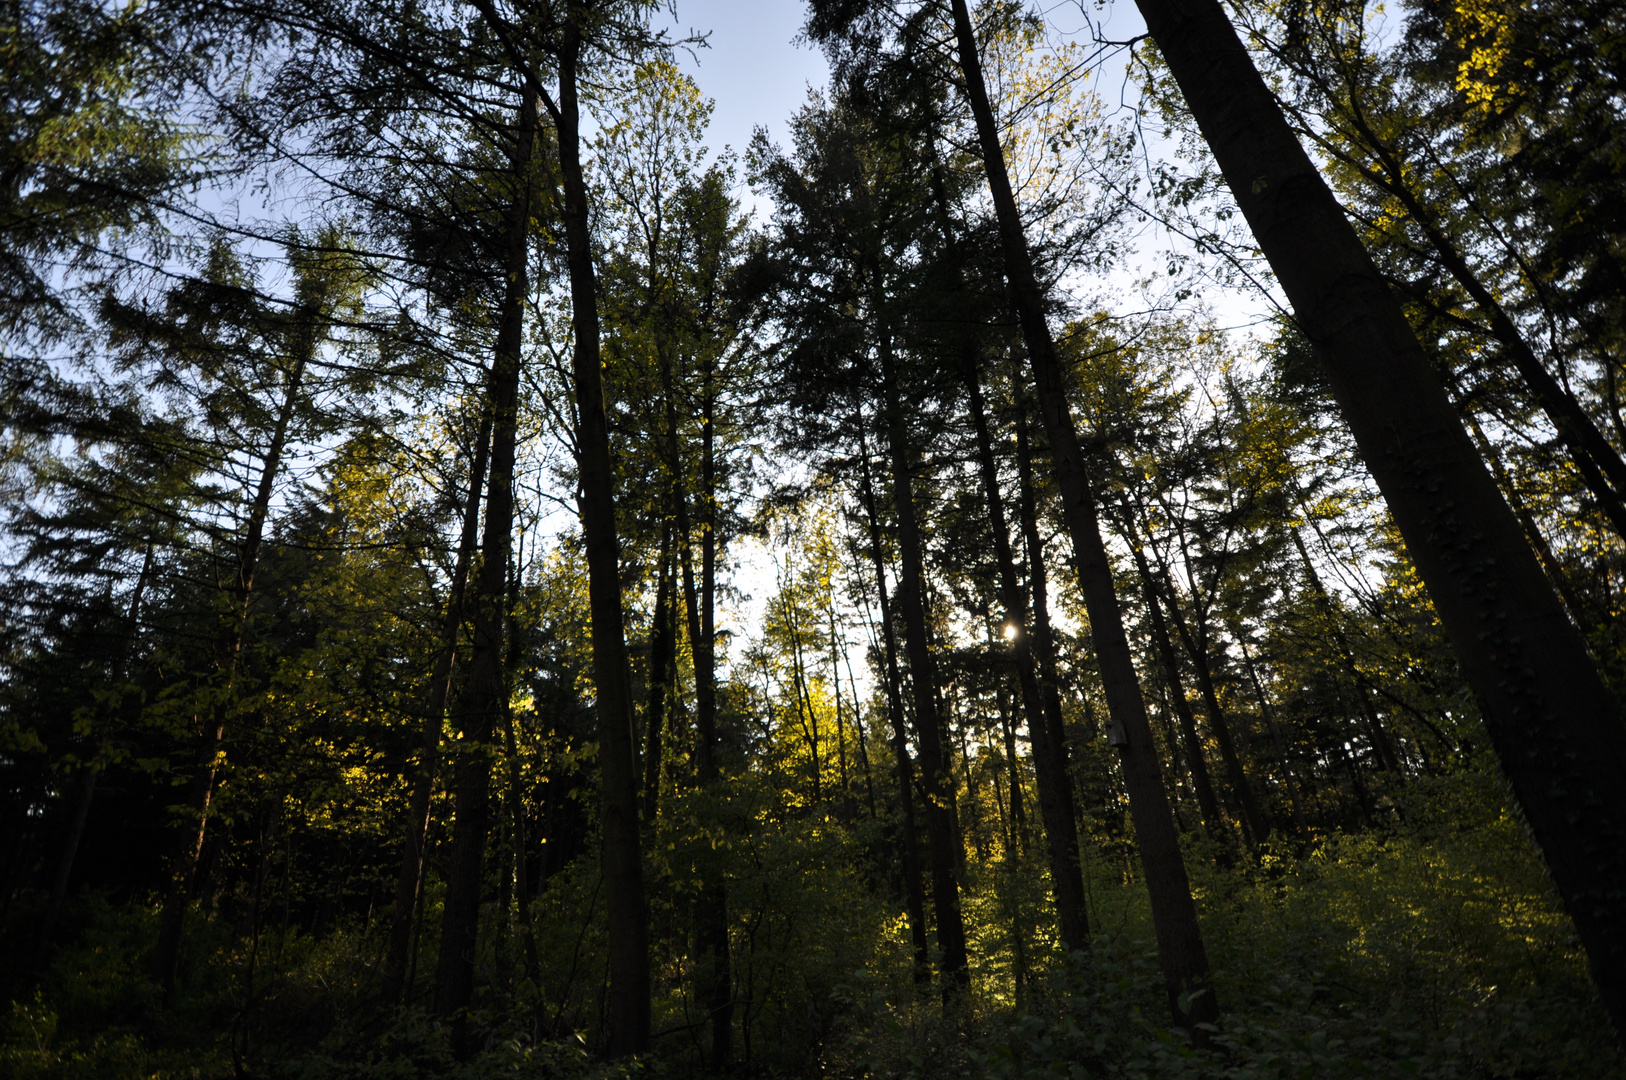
[659,1,832,162]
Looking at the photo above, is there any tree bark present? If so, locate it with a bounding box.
[155,293,321,997]
[433,93,537,1024]
[1119,525,1225,839]
[856,416,931,982]
[383,408,492,1005]
[879,337,969,988]
[962,352,1089,953]
[556,17,650,1053]
[949,0,1215,1028]
[1132,0,1626,1036]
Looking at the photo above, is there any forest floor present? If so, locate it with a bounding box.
[4,760,1623,1080]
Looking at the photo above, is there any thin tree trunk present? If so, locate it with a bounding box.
[1133,0,1626,1034]
[1011,391,1077,815]
[433,93,537,1025]
[949,0,1214,1027]
[829,603,853,807]
[1119,527,1225,839]
[504,607,543,999]
[856,417,931,983]
[1150,552,1271,845]
[995,685,1028,857]
[156,309,318,997]
[781,594,824,801]
[1465,413,1594,635]
[962,352,1088,953]
[383,408,492,1005]
[644,523,675,824]
[683,359,732,1067]
[554,19,650,1053]
[1331,105,1626,539]
[845,644,880,819]
[1238,639,1310,845]
[879,337,969,988]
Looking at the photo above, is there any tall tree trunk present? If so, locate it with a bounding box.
[383,408,492,1005]
[644,523,675,825]
[1011,390,1078,818]
[502,583,544,1000]
[661,347,734,1065]
[1133,0,1626,1035]
[948,0,1215,1027]
[40,543,155,959]
[555,19,650,1054]
[689,363,732,1067]
[962,352,1089,953]
[156,310,318,997]
[433,94,537,1024]
[995,685,1029,857]
[856,417,931,982]
[879,337,969,988]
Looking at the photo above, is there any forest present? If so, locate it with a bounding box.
[3,0,1625,1075]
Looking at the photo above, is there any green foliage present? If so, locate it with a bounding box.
[840,763,1620,1080]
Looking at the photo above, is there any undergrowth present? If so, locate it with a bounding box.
[4,766,1621,1079]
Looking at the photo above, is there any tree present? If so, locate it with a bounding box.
[1129,0,1626,1035]
[930,0,1217,1026]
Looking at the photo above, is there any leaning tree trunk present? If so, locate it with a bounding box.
[556,18,650,1056]
[155,298,322,997]
[962,352,1089,954]
[382,408,491,1005]
[948,0,1216,1028]
[433,93,537,1024]
[1131,0,1626,1037]
[879,336,970,989]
